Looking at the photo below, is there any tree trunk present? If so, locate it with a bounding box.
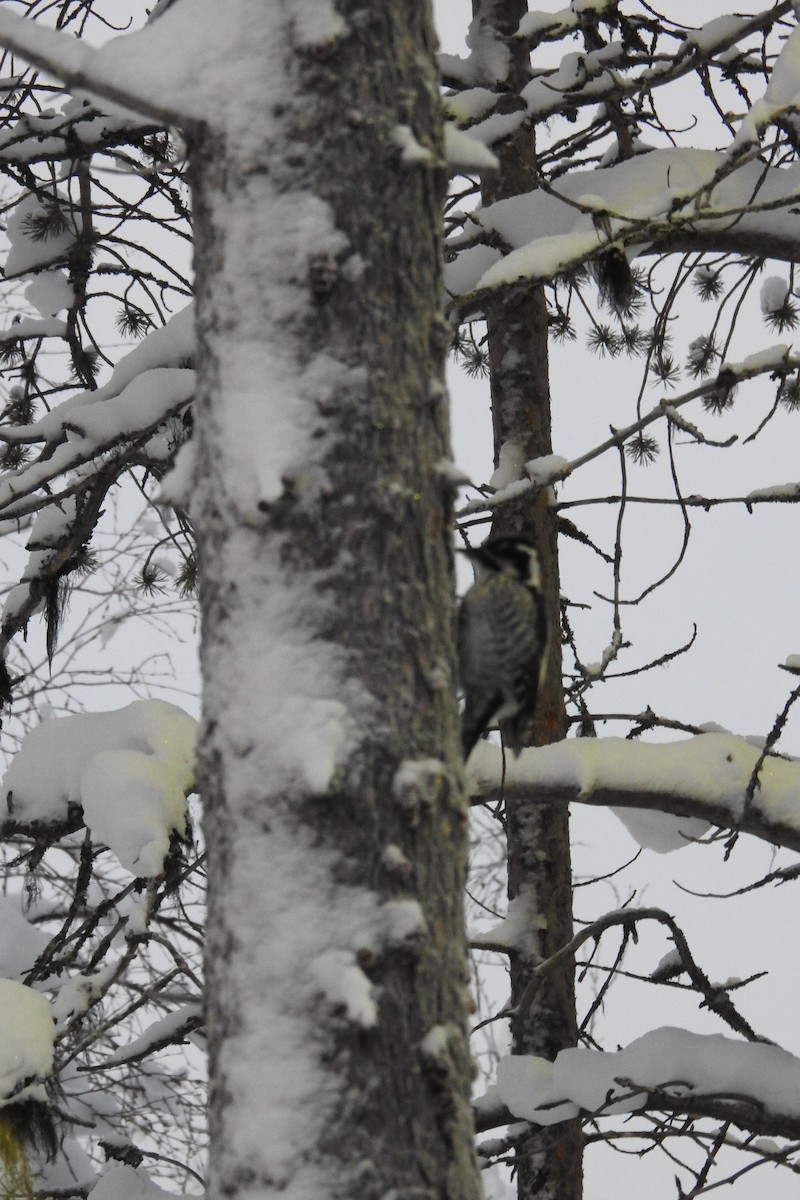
[471,1,583,1196]
[191,6,480,1199]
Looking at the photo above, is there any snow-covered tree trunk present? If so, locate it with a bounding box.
[189,6,480,1199]
[471,2,582,1196]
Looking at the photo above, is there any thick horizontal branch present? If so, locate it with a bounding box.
[467,732,800,854]
[475,1086,800,1142]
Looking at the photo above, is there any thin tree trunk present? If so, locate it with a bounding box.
[191,6,480,1199]
[471,1,583,1196]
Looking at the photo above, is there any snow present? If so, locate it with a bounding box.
[746,481,800,503]
[0,316,68,343]
[19,303,195,443]
[464,111,526,150]
[25,270,74,317]
[207,822,390,1187]
[732,24,800,149]
[611,806,711,854]
[81,743,191,876]
[443,87,498,125]
[37,1138,97,1194]
[0,0,335,150]
[438,52,478,87]
[516,8,577,41]
[0,894,50,980]
[392,124,433,166]
[685,16,753,54]
[393,758,449,821]
[380,843,411,878]
[420,1024,455,1059]
[760,276,790,314]
[472,894,545,956]
[0,979,54,1104]
[289,3,347,50]
[464,14,511,86]
[210,303,359,522]
[5,193,74,277]
[63,367,195,444]
[490,1055,579,1125]
[0,493,83,626]
[475,229,605,292]
[489,440,525,490]
[382,898,427,946]
[491,1028,800,1128]
[525,454,569,488]
[88,1165,184,1200]
[445,124,499,172]
[52,962,119,1027]
[3,700,196,876]
[721,344,791,377]
[310,951,376,1028]
[763,24,800,107]
[202,568,351,793]
[0,306,195,531]
[460,477,533,516]
[158,438,197,507]
[653,949,682,978]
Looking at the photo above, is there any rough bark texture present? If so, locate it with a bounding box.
[191,7,479,1200]
[471,1,583,1197]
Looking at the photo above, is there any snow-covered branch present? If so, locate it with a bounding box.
[0,10,184,126]
[476,1028,800,1143]
[467,732,800,854]
[447,148,800,305]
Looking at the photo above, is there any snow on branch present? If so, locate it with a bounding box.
[0,305,195,670]
[467,732,800,854]
[0,1,298,138]
[0,10,181,126]
[1,700,197,877]
[99,1002,203,1069]
[0,978,54,1104]
[515,4,795,118]
[447,149,800,302]
[476,1026,800,1142]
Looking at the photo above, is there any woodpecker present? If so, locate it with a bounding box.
[458,536,548,760]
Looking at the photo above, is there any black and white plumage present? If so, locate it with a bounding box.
[457,536,548,760]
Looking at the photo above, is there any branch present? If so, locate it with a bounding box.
[556,486,800,513]
[459,351,800,519]
[515,3,795,121]
[513,907,766,1044]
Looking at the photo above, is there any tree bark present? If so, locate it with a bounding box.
[470,1,583,1197]
[191,6,480,1199]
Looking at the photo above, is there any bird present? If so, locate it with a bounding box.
[457,535,548,760]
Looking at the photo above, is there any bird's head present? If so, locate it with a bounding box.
[460,536,542,590]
